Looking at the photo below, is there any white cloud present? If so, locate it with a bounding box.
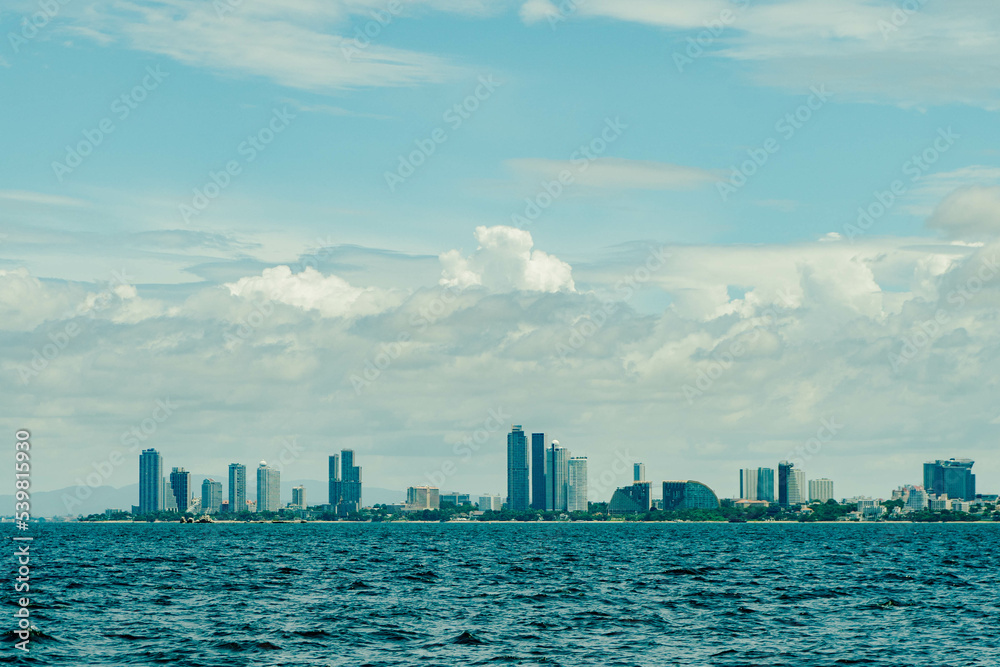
[507,157,717,191]
[439,225,575,292]
[927,186,1000,240]
[0,190,89,208]
[225,265,399,318]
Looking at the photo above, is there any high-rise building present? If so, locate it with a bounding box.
[201,478,223,514]
[633,463,645,482]
[506,426,530,511]
[739,468,759,501]
[662,480,720,511]
[169,467,191,513]
[478,494,503,511]
[256,460,280,512]
[531,432,546,510]
[567,457,588,512]
[163,480,178,511]
[546,441,570,511]
[923,459,976,500]
[406,486,440,511]
[138,448,164,514]
[609,481,652,515]
[757,468,775,503]
[328,454,340,506]
[291,485,306,509]
[808,478,834,503]
[790,469,806,504]
[228,463,246,514]
[778,461,794,507]
[340,450,362,509]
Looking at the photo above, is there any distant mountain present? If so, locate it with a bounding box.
[3,479,405,518]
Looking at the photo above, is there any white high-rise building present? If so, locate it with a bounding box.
[808,478,834,503]
[739,468,759,500]
[568,457,588,512]
[256,461,280,512]
[478,494,502,511]
[788,469,807,504]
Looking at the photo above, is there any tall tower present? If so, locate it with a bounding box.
[633,463,645,482]
[757,468,775,503]
[328,454,341,506]
[256,460,280,512]
[201,478,222,514]
[228,463,246,513]
[340,450,362,508]
[506,426,529,511]
[778,461,793,507]
[568,457,588,512]
[739,468,759,500]
[169,467,191,513]
[531,433,546,510]
[546,441,570,511]
[138,448,163,514]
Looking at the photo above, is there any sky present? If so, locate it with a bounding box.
[2,0,1000,509]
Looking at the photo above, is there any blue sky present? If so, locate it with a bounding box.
[3,0,1000,507]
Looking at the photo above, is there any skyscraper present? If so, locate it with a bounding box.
[791,469,806,504]
[778,461,794,507]
[138,448,164,515]
[739,468,759,500]
[568,457,588,512]
[257,460,280,512]
[406,486,440,511]
[228,463,246,514]
[923,459,976,500]
[291,485,306,509]
[506,426,530,511]
[201,478,222,514]
[633,463,645,482]
[757,468,775,502]
[546,440,570,511]
[531,432,546,510]
[169,467,191,513]
[340,449,362,508]
[328,453,341,506]
[809,478,834,503]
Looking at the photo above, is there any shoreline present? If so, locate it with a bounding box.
[22,519,1000,525]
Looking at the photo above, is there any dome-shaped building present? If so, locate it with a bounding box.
[661,480,720,511]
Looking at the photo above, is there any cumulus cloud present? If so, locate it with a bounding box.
[225,265,398,318]
[439,226,575,293]
[927,185,1000,240]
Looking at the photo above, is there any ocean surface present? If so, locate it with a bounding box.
[3,522,999,666]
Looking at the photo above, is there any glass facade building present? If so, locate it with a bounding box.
[661,480,720,511]
[169,467,191,513]
[202,478,223,514]
[609,481,652,515]
[923,459,975,500]
[506,426,530,511]
[778,461,794,507]
[138,448,164,515]
[757,468,775,503]
[531,432,546,510]
[228,463,246,514]
[546,442,570,511]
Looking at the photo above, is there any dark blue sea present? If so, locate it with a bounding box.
[3,523,999,666]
